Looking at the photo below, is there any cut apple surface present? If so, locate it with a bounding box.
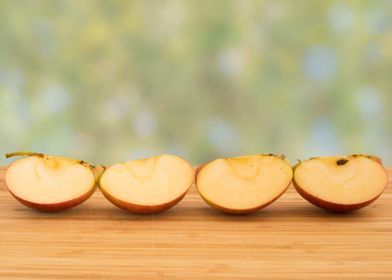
[293,155,388,213]
[196,154,293,214]
[5,152,97,212]
[99,154,194,214]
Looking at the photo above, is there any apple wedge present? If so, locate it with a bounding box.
[293,155,388,213]
[5,152,98,212]
[99,154,194,214]
[196,154,293,214]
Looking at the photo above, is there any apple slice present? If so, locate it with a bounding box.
[5,152,98,212]
[293,155,388,213]
[196,154,293,214]
[99,154,194,214]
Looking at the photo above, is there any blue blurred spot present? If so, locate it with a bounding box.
[41,85,70,113]
[327,4,354,33]
[133,109,157,138]
[356,86,382,118]
[307,117,343,156]
[303,46,337,82]
[104,94,130,122]
[366,9,390,33]
[0,68,25,92]
[207,119,239,153]
[217,48,244,77]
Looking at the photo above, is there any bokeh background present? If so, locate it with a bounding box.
[0,0,391,166]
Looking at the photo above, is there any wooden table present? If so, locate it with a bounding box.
[0,166,391,279]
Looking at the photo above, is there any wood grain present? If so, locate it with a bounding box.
[0,166,391,279]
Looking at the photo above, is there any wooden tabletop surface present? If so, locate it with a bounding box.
[0,166,391,279]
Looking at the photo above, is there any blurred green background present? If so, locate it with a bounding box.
[0,0,391,166]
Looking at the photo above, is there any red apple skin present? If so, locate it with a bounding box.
[293,155,388,213]
[99,187,190,214]
[6,185,97,212]
[292,180,386,213]
[197,182,291,215]
[194,164,205,177]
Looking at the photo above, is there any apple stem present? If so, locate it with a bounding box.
[5,152,44,159]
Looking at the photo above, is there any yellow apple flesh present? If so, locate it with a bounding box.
[5,153,97,212]
[99,154,194,214]
[196,154,293,214]
[293,155,388,213]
